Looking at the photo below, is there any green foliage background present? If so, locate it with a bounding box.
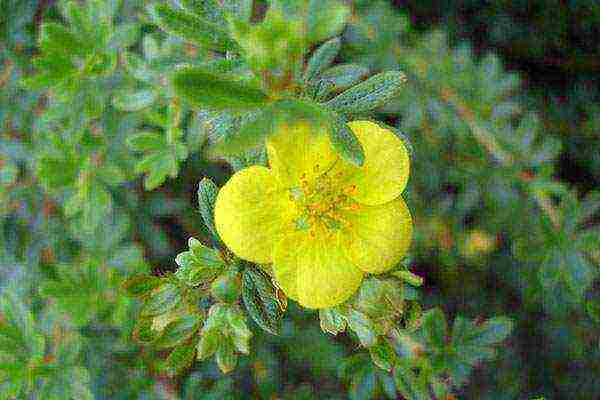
[1,0,598,399]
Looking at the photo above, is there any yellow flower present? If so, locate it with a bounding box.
[214,120,412,309]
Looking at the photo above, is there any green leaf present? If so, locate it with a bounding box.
[172,67,268,111]
[317,63,370,92]
[175,238,225,286]
[216,339,237,374]
[141,284,182,317]
[420,308,447,349]
[154,314,202,348]
[306,0,350,44]
[197,177,222,244]
[319,308,347,335]
[126,132,167,152]
[393,359,430,400]
[134,152,177,190]
[39,22,84,57]
[470,317,514,347]
[225,307,252,354]
[151,4,237,52]
[133,319,159,343]
[347,309,377,348]
[197,330,219,360]
[241,265,284,335]
[113,89,156,112]
[211,98,329,156]
[164,344,196,376]
[210,270,241,303]
[356,277,403,319]
[304,37,341,82]
[392,270,423,287]
[329,115,365,166]
[326,71,407,114]
[108,22,140,50]
[586,299,600,324]
[369,341,395,372]
[121,275,162,297]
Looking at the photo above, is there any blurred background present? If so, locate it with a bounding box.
[1,0,598,399]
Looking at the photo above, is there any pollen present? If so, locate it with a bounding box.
[290,169,359,234]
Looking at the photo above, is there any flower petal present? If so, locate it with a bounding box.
[214,166,295,264]
[272,230,364,309]
[266,122,338,187]
[342,197,412,274]
[345,121,410,206]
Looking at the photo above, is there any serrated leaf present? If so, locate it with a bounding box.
[329,116,365,166]
[175,238,225,286]
[197,178,222,244]
[173,67,268,111]
[305,37,341,82]
[154,314,202,348]
[326,71,407,114]
[164,344,196,376]
[151,4,237,52]
[121,275,162,297]
[241,265,283,335]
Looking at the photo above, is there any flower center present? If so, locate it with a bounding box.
[289,164,360,236]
